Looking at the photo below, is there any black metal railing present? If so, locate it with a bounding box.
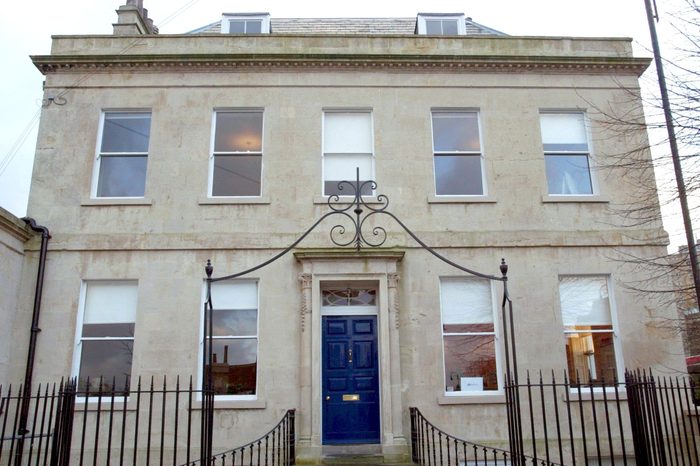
[184,410,295,466]
[626,370,699,466]
[0,377,295,466]
[410,407,548,466]
[504,370,699,466]
[412,371,699,466]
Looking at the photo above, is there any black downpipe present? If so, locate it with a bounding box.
[15,217,50,457]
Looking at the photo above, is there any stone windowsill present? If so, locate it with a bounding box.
[81,198,153,206]
[437,393,506,405]
[563,388,627,402]
[191,398,267,410]
[74,397,136,411]
[541,194,609,203]
[198,196,270,205]
[428,195,497,204]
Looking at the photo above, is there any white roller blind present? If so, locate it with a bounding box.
[441,278,493,324]
[540,113,587,146]
[211,281,257,309]
[559,276,612,326]
[84,281,138,324]
[324,113,372,154]
[324,155,373,180]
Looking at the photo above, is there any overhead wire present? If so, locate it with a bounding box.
[0,0,203,180]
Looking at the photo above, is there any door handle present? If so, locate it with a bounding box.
[347,348,353,363]
[325,395,330,401]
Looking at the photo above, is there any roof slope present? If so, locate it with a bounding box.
[189,17,505,35]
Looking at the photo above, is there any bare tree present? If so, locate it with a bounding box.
[588,0,700,370]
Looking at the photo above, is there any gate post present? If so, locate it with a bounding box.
[201,260,215,465]
[626,370,668,466]
[500,260,524,466]
[49,379,76,466]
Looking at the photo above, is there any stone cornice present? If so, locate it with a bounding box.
[0,207,32,243]
[294,248,406,263]
[31,53,650,76]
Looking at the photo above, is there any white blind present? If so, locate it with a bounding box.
[559,276,612,326]
[211,281,257,309]
[324,155,373,180]
[84,281,138,324]
[441,278,493,324]
[324,113,372,153]
[540,113,587,146]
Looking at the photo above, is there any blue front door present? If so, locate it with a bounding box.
[322,315,380,444]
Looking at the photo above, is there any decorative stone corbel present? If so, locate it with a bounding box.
[299,274,312,331]
[388,273,400,329]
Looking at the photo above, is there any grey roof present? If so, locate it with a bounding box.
[188,17,505,36]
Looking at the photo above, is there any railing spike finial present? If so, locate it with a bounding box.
[500,258,508,278]
[205,259,213,278]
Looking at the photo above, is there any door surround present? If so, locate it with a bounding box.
[294,249,406,461]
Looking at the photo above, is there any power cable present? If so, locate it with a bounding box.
[0,0,203,180]
[0,109,41,178]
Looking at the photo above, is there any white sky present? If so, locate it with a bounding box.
[0,0,690,247]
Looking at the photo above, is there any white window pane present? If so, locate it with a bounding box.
[246,20,262,33]
[442,20,459,35]
[211,281,257,309]
[324,113,372,153]
[559,276,612,326]
[214,112,262,153]
[228,20,245,33]
[97,155,147,197]
[441,278,493,324]
[101,113,151,153]
[540,113,588,150]
[84,282,138,324]
[324,154,372,181]
[434,155,483,195]
[432,112,480,152]
[545,155,593,195]
[425,20,442,35]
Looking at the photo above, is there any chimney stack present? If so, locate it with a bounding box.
[113,0,158,35]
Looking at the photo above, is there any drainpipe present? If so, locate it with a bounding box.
[16,218,50,439]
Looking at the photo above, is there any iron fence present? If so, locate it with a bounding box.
[0,377,295,466]
[410,406,548,466]
[505,370,699,466]
[412,371,699,466]
[184,410,295,466]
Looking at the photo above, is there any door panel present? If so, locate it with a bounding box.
[322,315,380,444]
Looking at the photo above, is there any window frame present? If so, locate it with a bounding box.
[91,110,151,199]
[558,274,624,387]
[540,111,598,197]
[200,279,260,400]
[417,14,467,35]
[439,277,502,396]
[221,14,270,34]
[321,109,375,197]
[431,109,487,197]
[71,280,138,397]
[208,109,265,198]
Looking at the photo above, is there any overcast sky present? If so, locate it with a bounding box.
[0,0,689,245]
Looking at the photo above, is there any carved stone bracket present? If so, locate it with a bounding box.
[299,273,312,331]
[388,273,400,329]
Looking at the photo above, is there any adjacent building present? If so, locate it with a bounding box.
[4,0,689,462]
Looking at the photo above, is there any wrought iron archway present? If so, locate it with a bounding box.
[200,169,523,464]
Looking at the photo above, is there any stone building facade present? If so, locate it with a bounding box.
[7,2,688,462]
[0,207,35,383]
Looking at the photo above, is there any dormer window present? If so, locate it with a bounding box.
[222,13,270,34]
[417,14,466,35]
